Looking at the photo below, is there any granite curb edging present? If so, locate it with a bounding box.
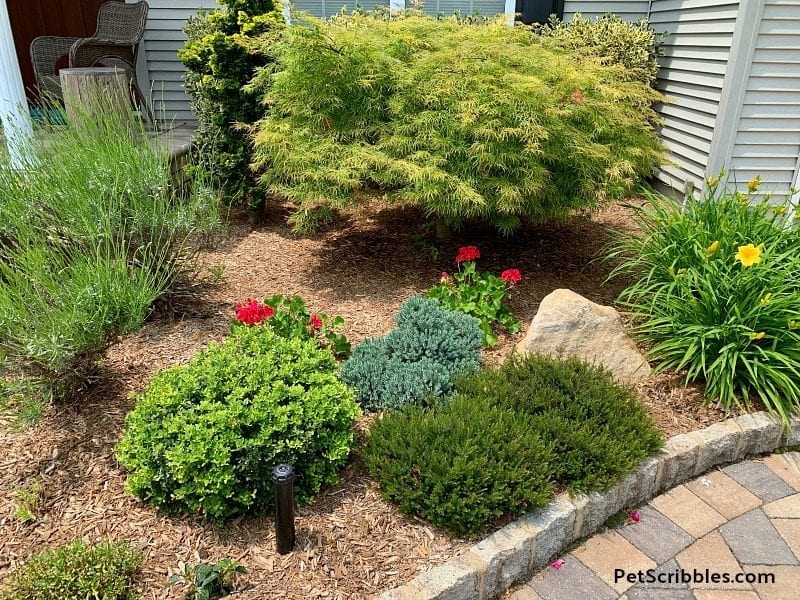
[378,411,800,600]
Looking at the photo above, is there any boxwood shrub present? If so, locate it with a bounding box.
[116,325,360,520]
[2,540,142,600]
[365,353,662,537]
[340,296,483,410]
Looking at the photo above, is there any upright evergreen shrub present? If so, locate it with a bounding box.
[180,0,283,203]
[251,13,664,232]
[539,13,664,87]
[340,296,483,410]
[116,325,360,520]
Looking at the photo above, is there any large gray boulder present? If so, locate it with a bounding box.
[515,289,651,385]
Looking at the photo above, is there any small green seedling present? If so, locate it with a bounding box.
[167,559,247,600]
[14,480,43,523]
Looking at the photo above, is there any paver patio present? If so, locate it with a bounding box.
[508,452,800,600]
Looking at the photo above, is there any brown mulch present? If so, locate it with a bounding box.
[0,201,729,599]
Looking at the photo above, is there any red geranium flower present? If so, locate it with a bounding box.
[235,298,275,325]
[310,314,323,330]
[455,246,480,264]
[500,269,522,285]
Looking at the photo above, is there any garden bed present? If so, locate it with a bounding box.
[0,202,727,599]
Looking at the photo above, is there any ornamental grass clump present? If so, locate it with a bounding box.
[365,353,662,537]
[116,325,360,520]
[610,180,800,421]
[0,101,220,402]
[250,12,664,233]
[340,296,483,410]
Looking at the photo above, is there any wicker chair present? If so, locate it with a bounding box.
[30,1,149,115]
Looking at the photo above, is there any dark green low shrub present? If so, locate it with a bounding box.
[2,540,142,600]
[365,393,554,538]
[116,325,360,520]
[340,296,483,410]
[458,353,664,491]
[365,353,662,537]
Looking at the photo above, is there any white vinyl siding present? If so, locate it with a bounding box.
[649,0,739,194]
[133,0,218,122]
[408,0,506,15]
[727,0,800,201]
[562,1,649,22]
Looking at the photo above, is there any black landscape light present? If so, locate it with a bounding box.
[272,463,296,554]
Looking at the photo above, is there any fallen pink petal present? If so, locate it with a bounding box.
[550,559,565,570]
[631,511,640,523]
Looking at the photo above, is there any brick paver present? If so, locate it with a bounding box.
[686,470,762,519]
[649,485,727,537]
[762,453,800,492]
[618,505,694,563]
[507,454,800,600]
[723,462,797,502]
[720,509,798,565]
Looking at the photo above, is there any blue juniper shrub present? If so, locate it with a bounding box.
[340,296,483,411]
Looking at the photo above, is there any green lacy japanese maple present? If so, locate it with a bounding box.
[250,12,664,232]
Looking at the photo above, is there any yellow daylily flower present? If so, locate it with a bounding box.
[706,240,720,256]
[735,244,763,267]
[748,176,762,193]
[775,205,788,215]
[749,331,766,340]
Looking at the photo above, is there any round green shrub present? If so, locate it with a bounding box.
[340,296,483,410]
[2,540,141,600]
[365,394,555,538]
[116,325,360,520]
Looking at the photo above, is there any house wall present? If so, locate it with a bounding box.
[409,0,506,15]
[132,0,217,122]
[649,0,739,195]
[562,0,649,22]
[291,0,385,18]
[724,0,800,201]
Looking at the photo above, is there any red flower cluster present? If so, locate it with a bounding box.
[500,269,522,285]
[235,298,274,325]
[455,246,481,264]
[571,89,585,104]
[310,314,323,330]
